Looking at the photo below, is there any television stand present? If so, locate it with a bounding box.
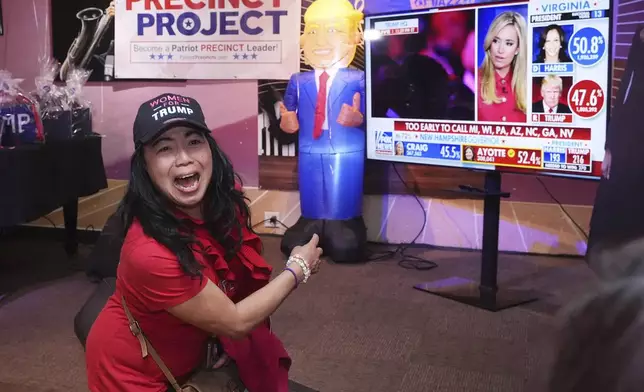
[413,171,538,312]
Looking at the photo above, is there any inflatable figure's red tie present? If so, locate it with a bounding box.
[313,71,329,139]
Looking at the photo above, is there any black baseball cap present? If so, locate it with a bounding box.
[133,93,211,147]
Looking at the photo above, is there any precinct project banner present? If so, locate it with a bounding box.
[114,0,301,80]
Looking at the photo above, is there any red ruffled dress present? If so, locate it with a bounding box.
[85,213,291,392]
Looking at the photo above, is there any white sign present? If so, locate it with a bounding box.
[114,0,301,80]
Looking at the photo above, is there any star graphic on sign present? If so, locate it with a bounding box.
[242,53,248,60]
[233,53,239,60]
[167,53,173,60]
[251,53,257,59]
[157,54,165,60]
[183,19,193,29]
[149,54,156,60]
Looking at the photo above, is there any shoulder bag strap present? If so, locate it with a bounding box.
[121,295,184,392]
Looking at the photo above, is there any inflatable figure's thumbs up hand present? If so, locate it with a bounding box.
[107,1,116,17]
[279,102,299,134]
[337,92,363,127]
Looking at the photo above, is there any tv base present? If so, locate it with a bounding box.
[414,171,540,312]
[414,276,538,312]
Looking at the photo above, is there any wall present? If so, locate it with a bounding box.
[34,181,592,256]
[7,0,600,256]
[256,0,600,209]
[0,0,259,185]
[252,0,602,256]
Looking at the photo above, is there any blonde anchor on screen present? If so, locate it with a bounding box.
[477,11,528,123]
[278,0,367,263]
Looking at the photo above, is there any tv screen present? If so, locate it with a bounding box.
[365,0,612,180]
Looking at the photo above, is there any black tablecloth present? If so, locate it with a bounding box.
[0,136,108,227]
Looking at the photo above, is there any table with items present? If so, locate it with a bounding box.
[0,136,108,255]
[0,58,108,255]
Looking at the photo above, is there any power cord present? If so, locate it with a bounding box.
[252,217,289,231]
[249,167,437,270]
[366,164,438,271]
[43,215,57,229]
[535,177,589,240]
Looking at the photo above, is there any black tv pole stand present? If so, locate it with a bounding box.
[413,171,538,312]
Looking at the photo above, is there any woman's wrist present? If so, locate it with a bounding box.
[284,268,299,288]
[286,255,311,283]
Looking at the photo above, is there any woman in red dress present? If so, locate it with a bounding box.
[477,11,528,123]
[85,93,323,392]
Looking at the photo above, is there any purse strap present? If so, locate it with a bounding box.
[120,295,184,392]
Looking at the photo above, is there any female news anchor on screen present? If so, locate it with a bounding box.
[535,24,572,63]
[477,11,528,123]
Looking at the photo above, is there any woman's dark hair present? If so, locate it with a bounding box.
[549,277,644,392]
[117,133,253,277]
[587,238,644,282]
[536,24,572,63]
[550,239,644,391]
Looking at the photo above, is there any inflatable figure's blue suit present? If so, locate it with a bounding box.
[278,0,367,263]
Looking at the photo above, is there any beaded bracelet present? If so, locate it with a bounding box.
[286,254,310,283]
[284,267,299,288]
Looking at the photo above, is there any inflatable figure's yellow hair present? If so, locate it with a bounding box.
[304,0,364,25]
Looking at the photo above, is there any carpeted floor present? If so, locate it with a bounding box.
[0,233,599,391]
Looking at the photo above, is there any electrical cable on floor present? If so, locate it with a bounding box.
[249,168,437,270]
[252,218,289,230]
[365,164,438,271]
[44,215,57,229]
[535,177,589,240]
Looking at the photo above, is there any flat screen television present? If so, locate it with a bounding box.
[364,0,612,180]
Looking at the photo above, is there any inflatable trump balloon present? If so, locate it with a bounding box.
[279,0,367,263]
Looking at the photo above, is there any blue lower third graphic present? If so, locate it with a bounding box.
[543,151,566,164]
[533,62,574,74]
[402,142,461,160]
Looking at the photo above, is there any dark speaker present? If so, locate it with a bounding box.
[85,212,124,280]
[73,277,116,349]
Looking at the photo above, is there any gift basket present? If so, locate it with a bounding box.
[32,58,94,142]
[0,71,45,148]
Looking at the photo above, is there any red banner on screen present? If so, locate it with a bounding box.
[530,113,574,124]
[393,121,591,141]
[566,148,592,165]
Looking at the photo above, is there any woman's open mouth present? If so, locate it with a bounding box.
[174,173,200,193]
